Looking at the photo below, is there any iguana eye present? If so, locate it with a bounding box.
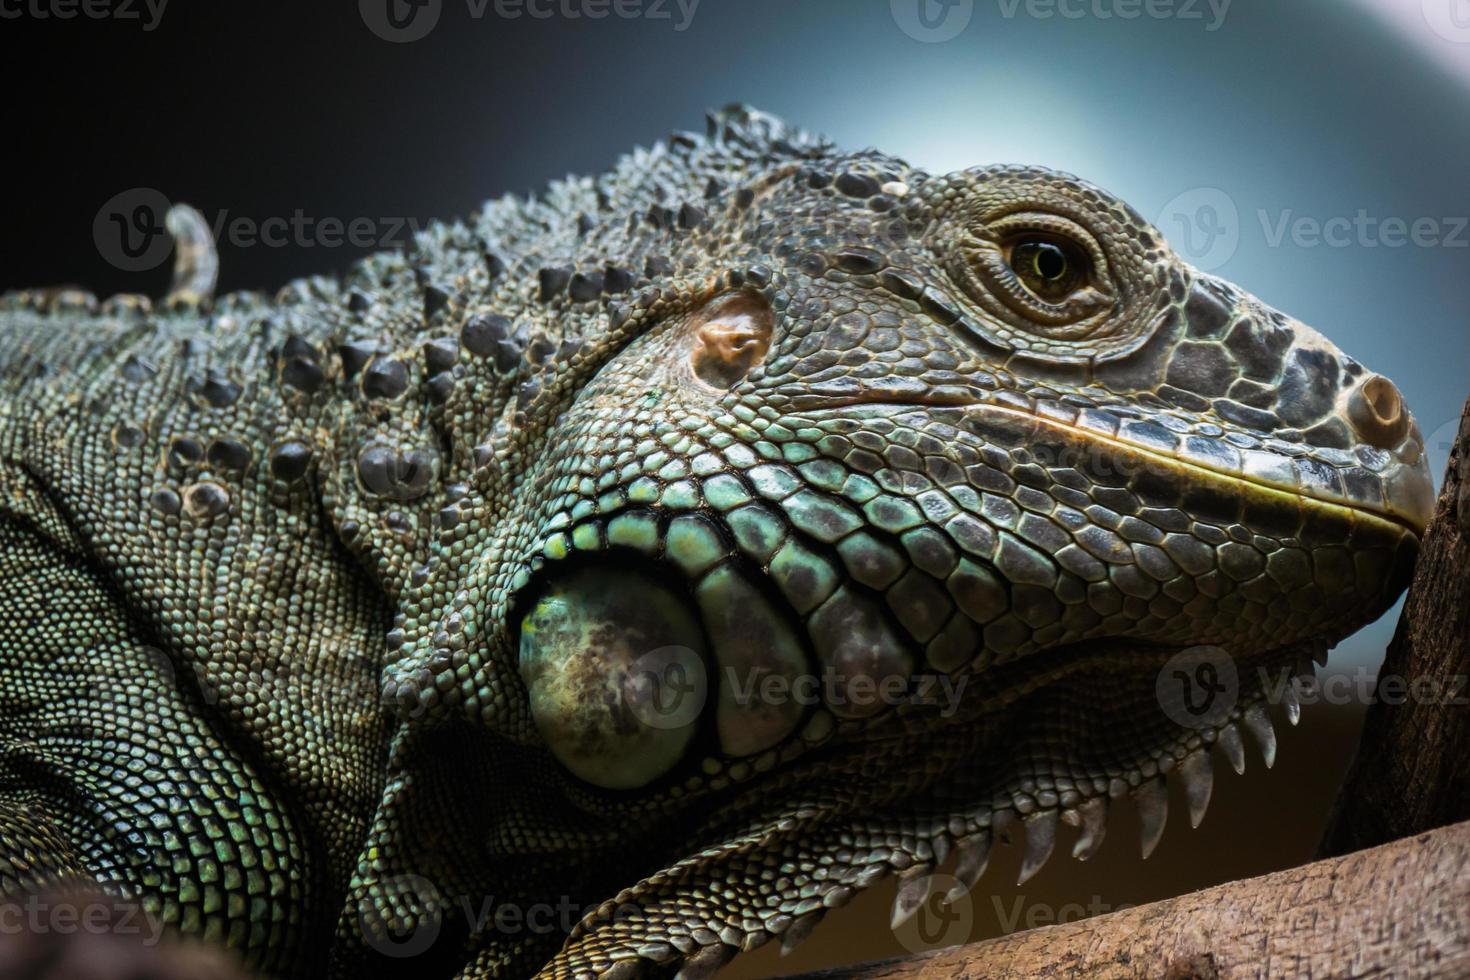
[1006,235,1088,301]
[949,214,1114,333]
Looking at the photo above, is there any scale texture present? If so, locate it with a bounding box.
[0,107,1433,978]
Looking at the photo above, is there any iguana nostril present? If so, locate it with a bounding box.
[1347,374,1410,449]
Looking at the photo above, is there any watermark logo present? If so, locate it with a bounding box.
[625,645,708,731]
[892,0,1231,38]
[1156,645,1238,729]
[1157,188,1467,269]
[1423,0,1470,43]
[891,0,974,42]
[359,878,634,953]
[94,187,174,273]
[723,667,969,718]
[1157,187,1239,272]
[359,0,442,42]
[358,873,444,958]
[1259,664,1470,709]
[893,873,974,953]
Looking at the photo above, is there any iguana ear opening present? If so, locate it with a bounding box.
[684,292,774,391]
[518,564,708,790]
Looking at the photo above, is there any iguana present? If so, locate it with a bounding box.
[0,106,1434,978]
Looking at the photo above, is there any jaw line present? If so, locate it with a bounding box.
[547,638,1320,977]
[792,395,1427,538]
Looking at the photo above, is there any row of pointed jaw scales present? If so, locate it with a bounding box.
[539,636,1324,980]
[892,655,1308,928]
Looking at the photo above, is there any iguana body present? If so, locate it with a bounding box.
[0,107,1434,978]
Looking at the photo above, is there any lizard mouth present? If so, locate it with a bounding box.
[790,396,1434,538]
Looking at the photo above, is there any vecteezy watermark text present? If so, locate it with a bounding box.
[891,0,1230,43]
[1158,187,1468,271]
[1260,664,1470,709]
[623,645,973,729]
[1259,210,1470,250]
[995,0,1230,30]
[358,877,646,958]
[723,666,969,719]
[93,187,435,272]
[0,893,164,946]
[990,893,1136,933]
[360,0,698,43]
[0,0,166,29]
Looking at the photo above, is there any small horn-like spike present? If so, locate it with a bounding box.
[1133,776,1169,859]
[164,203,219,306]
[1243,703,1277,768]
[1179,750,1214,828]
[1071,796,1109,861]
[946,833,991,904]
[673,943,735,980]
[1217,723,1247,775]
[780,911,823,956]
[1282,683,1302,726]
[1311,641,1330,667]
[1017,810,1058,885]
[890,869,932,930]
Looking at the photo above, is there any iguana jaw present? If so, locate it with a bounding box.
[520,465,1415,977]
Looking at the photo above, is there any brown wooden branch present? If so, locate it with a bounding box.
[1320,392,1470,855]
[788,818,1470,979]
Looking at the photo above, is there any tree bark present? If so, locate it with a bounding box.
[788,819,1470,979]
[1320,394,1470,856]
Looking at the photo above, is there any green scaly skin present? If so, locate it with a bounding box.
[0,107,1434,978]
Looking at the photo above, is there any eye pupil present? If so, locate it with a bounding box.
[1032,242,1067,280]
[1006,236,1087,301]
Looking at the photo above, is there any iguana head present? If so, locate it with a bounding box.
[364,109,1431,977]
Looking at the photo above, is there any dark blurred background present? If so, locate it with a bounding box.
[3,0,1467,974]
